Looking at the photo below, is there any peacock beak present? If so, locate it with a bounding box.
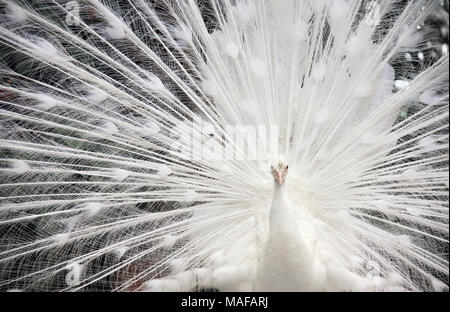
[275,170,286,185]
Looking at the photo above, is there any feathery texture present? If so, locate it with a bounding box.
[0,0,448,291]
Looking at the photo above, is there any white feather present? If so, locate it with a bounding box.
[0,0,447,292]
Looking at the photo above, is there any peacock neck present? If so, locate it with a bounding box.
[268,180,291,234]
[256,179,315,291]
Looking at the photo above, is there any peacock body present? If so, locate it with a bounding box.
[0,0,448,292]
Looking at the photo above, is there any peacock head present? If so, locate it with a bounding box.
[271,157,288,185]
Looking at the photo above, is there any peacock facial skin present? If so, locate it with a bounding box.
[271,162,288,185]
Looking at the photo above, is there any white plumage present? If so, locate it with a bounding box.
[257,162,328,291]
[0,0,448,292]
